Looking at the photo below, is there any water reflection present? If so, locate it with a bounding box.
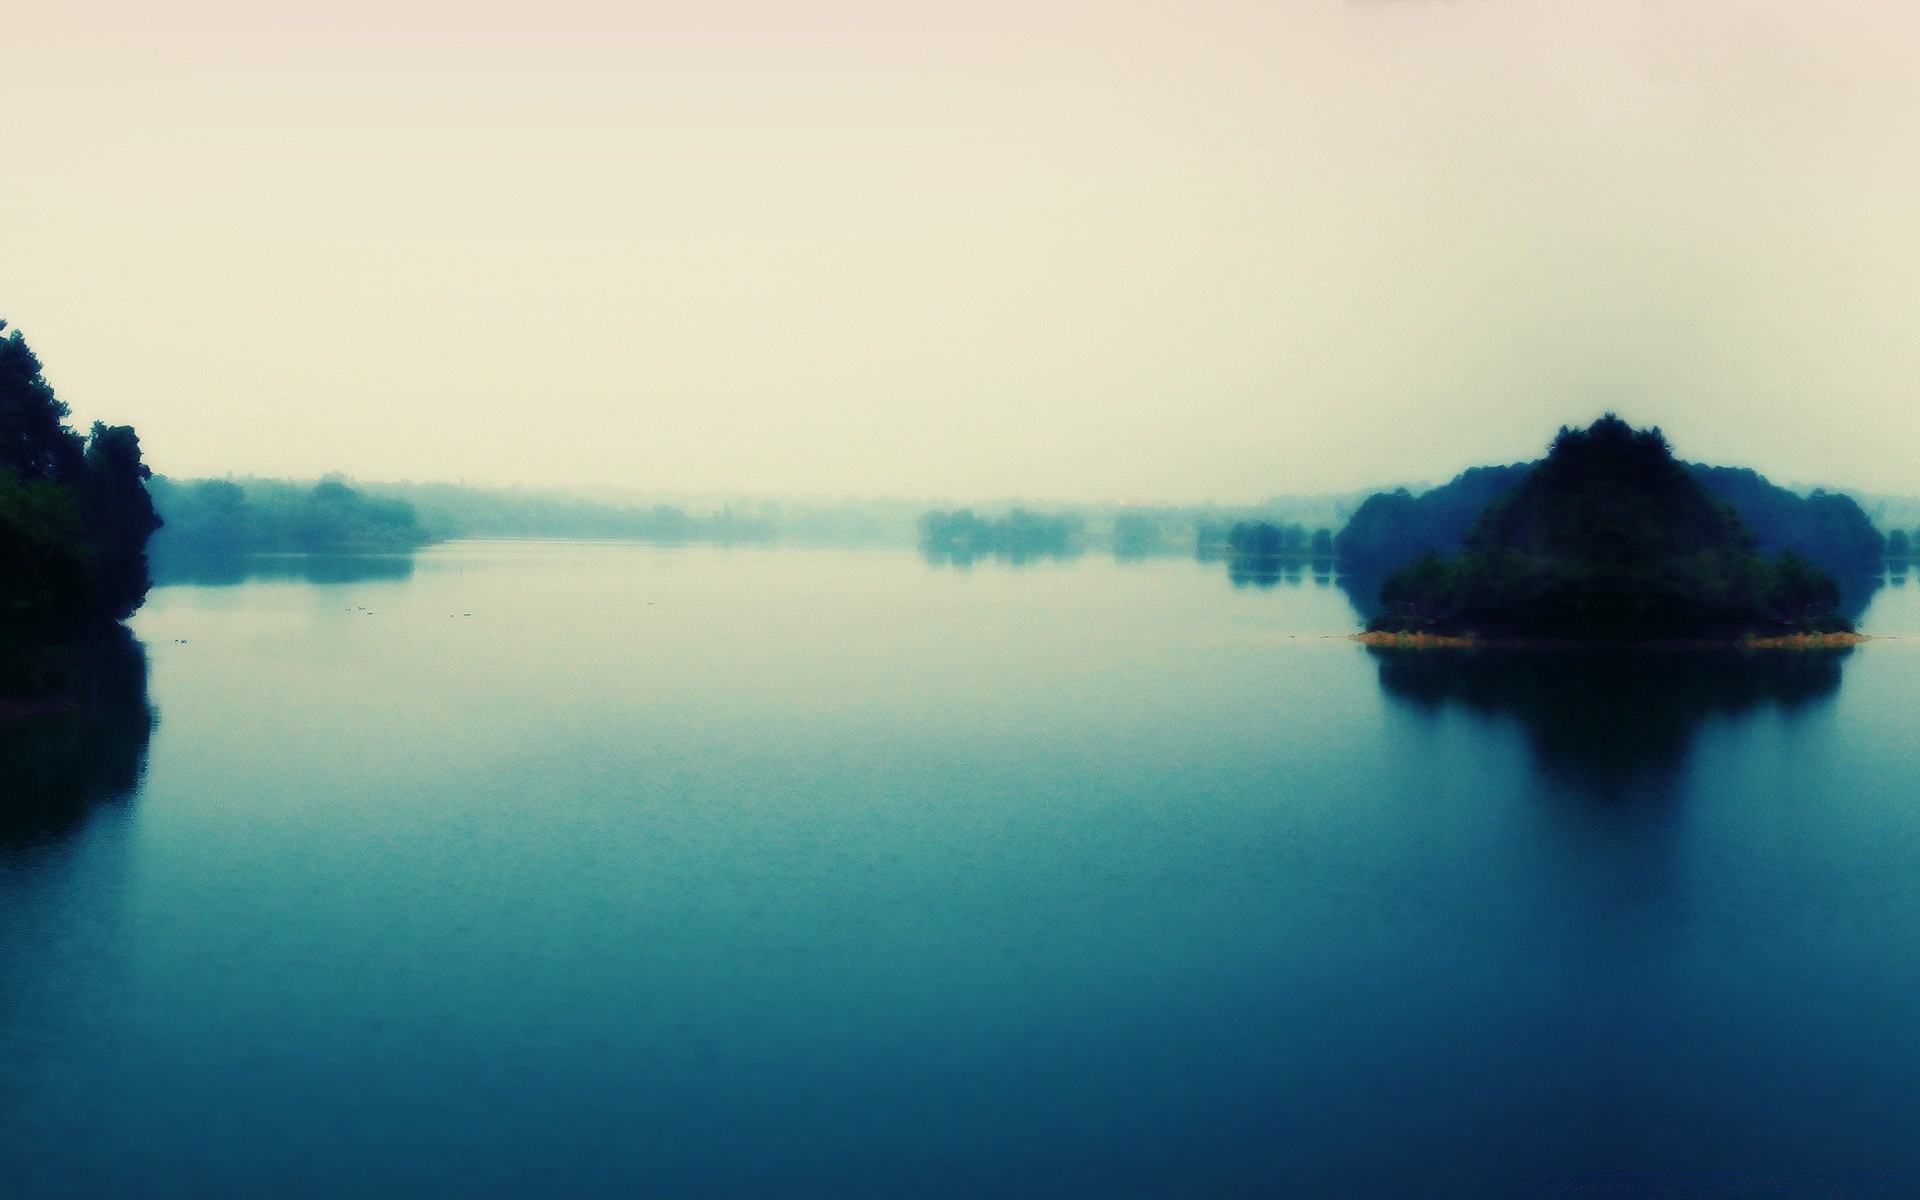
[1372,646,1848,799]
[920,543,1084,569]
[917,510,1086,569]
[1837,573,1885,624]
[152,551,417,587]
[1337,572,1387,622]
[0,630,155,848]
[1223,552,1330,589]
[1212,558,1365,596]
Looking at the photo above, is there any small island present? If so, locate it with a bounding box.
[1363,416,1861,645]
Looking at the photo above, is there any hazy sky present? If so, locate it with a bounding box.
[6,0,1920,500]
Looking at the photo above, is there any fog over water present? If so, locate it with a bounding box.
[7,1,1920,499]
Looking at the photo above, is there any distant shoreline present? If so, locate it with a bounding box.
[1351,631,1874,651]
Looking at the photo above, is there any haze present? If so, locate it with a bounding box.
[5,0,1919,501]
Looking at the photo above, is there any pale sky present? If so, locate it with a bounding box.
[5,0,1920,501]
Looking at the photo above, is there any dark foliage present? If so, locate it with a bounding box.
[0,328,84,482]
[1368,416,1852,640]
[1687,466,1884,578]
[1336,450,1884,588]
[1335,464,1533,574]
[919,509,1084,566]
[0,322,162,643]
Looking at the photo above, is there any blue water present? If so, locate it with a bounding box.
[5,545,1920,1197]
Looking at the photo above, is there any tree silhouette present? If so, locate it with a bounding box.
[0,322,161,647]
[1370,416,1852,640]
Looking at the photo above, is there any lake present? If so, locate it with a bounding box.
[6,543,1920,1197]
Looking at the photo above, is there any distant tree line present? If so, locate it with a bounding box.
[154,478,793,550]
[149,476,432,554]
[1191,520,1338,588]
[919,509,1085,565]
[1112,512,1169,560]
[0,321,160,657]
[1196,521,1336,560]
[367,481,780,545]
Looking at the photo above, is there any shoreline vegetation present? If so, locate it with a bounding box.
[149,459,1913,585]
[6,307,1913,690]
[0,321,161,707]
[1352,630,1872,651]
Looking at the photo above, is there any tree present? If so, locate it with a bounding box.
[0,322,84,483]
[0,321,160,640]
[79,423,162,622]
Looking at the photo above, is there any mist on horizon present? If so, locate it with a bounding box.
[6,0,1920,501]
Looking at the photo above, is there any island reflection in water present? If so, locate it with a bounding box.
[0,630,155,849]
[1370,645,1849,799]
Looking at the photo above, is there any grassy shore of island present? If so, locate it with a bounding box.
[1352,630,1874,650]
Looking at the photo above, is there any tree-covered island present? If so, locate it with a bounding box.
[0,321,164,707]
[1365,416,1859,643]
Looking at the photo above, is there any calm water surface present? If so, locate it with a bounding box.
[6,544,1920,1197]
